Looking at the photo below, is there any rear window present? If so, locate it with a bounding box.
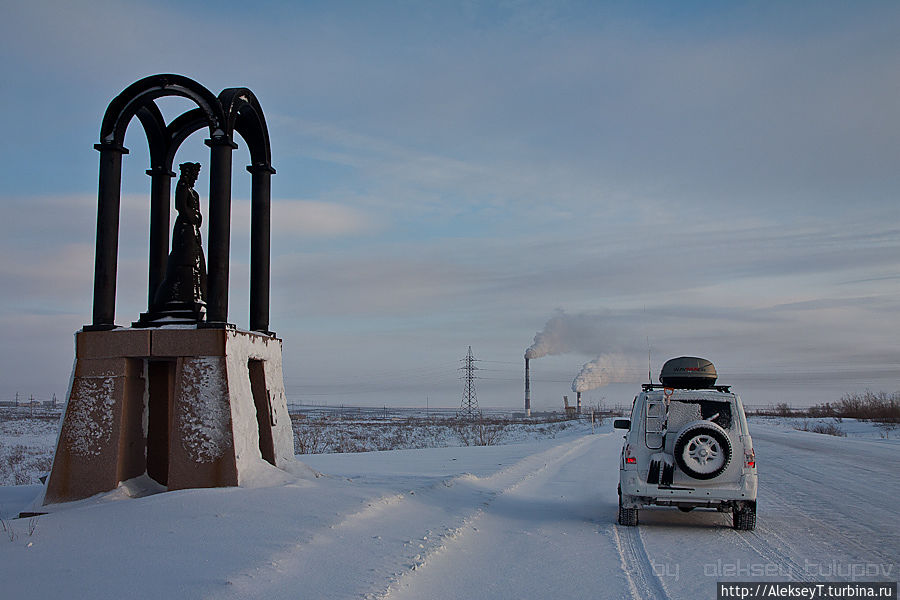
[667,398,733,431]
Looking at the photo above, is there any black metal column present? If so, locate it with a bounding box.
[146,167,175,306]
[204,136,238,326]
[89,142,128,329]
[248,163,276,335]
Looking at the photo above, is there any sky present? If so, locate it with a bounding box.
[1,0,898,410]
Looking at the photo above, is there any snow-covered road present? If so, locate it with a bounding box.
[627,427,899,598]
[381,433,633,600]
[1,423,896,599]
[301,426,899,600]
[221,434,633,600]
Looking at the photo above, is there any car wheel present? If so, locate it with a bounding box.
[733,502,756,531]
[673,421,733,480]
[618,489,638,526]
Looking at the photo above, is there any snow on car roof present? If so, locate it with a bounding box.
[645,389,735,402]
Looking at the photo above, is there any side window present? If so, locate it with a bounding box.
[648,402,665,418]
[733,397,749,434]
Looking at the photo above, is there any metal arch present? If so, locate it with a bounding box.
[90,74,275,334]
[165,108,212,171]
[218,87,275,334]
[134,102,168,169]
[100,74,226,147]
[91,74,225,330]
[218,87,273,170]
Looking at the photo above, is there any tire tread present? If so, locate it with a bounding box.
[733,505,757,530]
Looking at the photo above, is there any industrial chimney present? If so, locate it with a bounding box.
[576,391,582,415]
[524,356,531,417]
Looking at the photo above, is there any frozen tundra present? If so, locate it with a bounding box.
[616,357,758,530]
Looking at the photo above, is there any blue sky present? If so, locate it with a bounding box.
[1,1,898,409]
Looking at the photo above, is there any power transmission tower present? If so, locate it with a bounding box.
[457,346,479,419]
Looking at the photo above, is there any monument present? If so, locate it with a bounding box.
[44,75,295,504]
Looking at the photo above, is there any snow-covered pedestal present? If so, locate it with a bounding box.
[44,327,294,504]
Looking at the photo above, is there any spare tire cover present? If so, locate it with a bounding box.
[673,420,732,480]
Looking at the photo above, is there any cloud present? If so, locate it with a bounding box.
[2,3,900,407]
[225,195,378,238]
[8,2,900,222]
[0,243,93,311]
[274,252,480,317]
[270,200,376,237]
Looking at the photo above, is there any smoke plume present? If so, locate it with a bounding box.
[525,311,608,359]
[572,354,634,392]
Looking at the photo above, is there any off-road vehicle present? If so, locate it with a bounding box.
[615,357,757,530]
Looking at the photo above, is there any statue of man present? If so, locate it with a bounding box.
[151,162,207,318]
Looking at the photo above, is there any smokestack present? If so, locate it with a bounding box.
[524,356,531,417]
[577,391,582,415]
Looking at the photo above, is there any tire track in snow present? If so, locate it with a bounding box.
[628,427,899,592]
[754,430,900,572]
[209,437,592,600]
[759,478,896,572]
[374,436,597,600]
[613,525,670,600]
[378,434,645,600]
[728,525,813,582]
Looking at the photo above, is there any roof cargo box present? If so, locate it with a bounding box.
[659,357,717,389]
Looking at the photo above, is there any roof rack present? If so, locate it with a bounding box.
[641,383,731,393]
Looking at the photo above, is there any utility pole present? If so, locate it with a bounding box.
[457,346,479,419]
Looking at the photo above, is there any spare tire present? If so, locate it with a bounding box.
[673,421,732,480]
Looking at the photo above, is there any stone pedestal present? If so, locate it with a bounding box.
[44,328,294,505]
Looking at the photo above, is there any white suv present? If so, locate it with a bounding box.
[615,357,757,530]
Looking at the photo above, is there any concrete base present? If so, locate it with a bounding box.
[44,327,294,504]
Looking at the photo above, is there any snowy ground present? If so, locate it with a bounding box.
[0,409,58,485]
[748,415,900,441]
[0,419,897,599]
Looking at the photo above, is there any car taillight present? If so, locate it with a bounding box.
[744,448,755,468]
[625,444,636,464]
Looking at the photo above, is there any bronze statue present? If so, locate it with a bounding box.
[145,162,207,322]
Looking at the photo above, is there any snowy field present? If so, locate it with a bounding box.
[0,408,58,486]
[0,406,583,484]
[0,414,897,599]
[748,415,900,440]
